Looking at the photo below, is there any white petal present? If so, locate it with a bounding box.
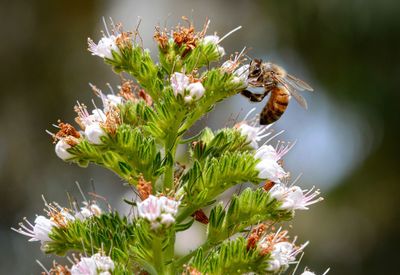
[85,123,106,145]
[55,139,73,160]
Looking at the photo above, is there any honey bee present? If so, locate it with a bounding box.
[241,59,313,125]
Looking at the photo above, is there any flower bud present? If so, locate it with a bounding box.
[55,139,73,160]
[187,82,205,100]
[202,35,225,57]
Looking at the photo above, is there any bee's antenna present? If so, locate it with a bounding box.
[244,54,253,62]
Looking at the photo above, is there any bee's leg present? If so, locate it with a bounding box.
[240,90,269,102]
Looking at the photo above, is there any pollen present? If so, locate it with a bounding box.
[54,120,80,146]
[102,107,121,135]
[46,261,71,275]
[247,224,267,250]
[137,174,152,200]
[118,80,137,102]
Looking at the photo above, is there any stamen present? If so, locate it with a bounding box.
[102,16,110,37]
[36,260,50,275]
[264,130,285,144]
[218,25,242,43]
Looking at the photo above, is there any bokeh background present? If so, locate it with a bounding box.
[1,0,399,274]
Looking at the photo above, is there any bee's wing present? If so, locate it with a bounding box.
[276,75,309,109]
[287,86,308,110]
[286,74,314,92]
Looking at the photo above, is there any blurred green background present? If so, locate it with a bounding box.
[1,0,399,274]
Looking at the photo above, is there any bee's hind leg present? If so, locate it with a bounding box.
[240,90,268,102]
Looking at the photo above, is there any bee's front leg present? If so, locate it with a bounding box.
[240,90,269,102]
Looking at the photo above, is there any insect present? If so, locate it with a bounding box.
[241,59,313,125]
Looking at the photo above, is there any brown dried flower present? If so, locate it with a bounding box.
[137,175,152,200]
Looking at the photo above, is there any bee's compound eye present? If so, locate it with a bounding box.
[251,69,261,76]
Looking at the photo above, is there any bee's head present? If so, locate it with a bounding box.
[248,59,263,78]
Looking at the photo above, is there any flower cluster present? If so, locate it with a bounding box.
[13,201,102,246]
[137,195,180,230]
[15,17,327,274]
[71,253,115,275]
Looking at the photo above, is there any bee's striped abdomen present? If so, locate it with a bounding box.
[260,86,290,125]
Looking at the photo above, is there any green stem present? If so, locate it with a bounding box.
[175,204,199,224]
[163,137,178,191]
[152,237,165,274]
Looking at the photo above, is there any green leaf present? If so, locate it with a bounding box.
[45,213,135,263]
[207,188,293,244]
[189,237,271,274]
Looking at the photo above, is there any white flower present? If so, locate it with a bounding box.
[202,35,225,57]
[85,123,106,145]
[256,159,287,182]
[102,94,123,112]
[137,195,161,223]
[255,145,287,181]
[238,123,272,149]
[88,109,107,125]
[232,64,249,88]
[266,241,297,272]
[259,230,308,273]
[99,93,124,113]
[12,216,55,244]
[269,184,323,211]
[170,72,190,97]
[75,202,102,220]
[170,73,206,103]
[158,196,180,215]
[137,195,180,229]
[186,82,205,102]
[88,35,120,60]
[55,139,73,160]
[71,253,114,275]
[254,142,294,182]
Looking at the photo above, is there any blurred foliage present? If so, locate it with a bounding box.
[259,1,400,274]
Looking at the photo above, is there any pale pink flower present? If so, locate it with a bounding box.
[170,72,190,97]
[71,253,114,275]
[137,195,180,229]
